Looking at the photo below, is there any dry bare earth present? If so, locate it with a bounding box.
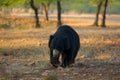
[0,26,120,80]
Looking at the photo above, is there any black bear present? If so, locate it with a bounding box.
[48,25,80,68]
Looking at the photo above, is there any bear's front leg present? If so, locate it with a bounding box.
[61,53,68,68]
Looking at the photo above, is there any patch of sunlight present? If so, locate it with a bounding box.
[95,53,112,60]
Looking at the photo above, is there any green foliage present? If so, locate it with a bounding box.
[88,0,104,6]
[110,2,120,14]
[0,0,26,7]
[0,0,120,14]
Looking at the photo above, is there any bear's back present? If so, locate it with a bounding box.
[54,25,80,49]
[55,25,78,38]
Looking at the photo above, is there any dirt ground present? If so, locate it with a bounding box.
[0,26,119,80]
[0,15,120,80]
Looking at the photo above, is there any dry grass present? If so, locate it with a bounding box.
[0,14,120,80]
[1,14,120,29]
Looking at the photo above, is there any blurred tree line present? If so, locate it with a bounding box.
[0,0,120,28]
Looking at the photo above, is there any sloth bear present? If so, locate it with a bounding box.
[48,25,80,68]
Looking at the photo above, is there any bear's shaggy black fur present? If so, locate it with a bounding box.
[48,25,80,67]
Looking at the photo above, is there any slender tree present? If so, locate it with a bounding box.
[93,0,103,26]
[42,3,50,21]
[30,0,40,28]
[57,0,62,26]
[101,0,108,27]
[41,0,54,21]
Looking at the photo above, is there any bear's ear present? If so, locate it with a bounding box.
[48,35,54,47]
[64,37,70,50]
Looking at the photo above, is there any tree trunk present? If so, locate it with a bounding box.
[30,0,40,28]
[42,3,50,21]
[93,1,103,26]
[101,0,108,27]
[57,0,62,27]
